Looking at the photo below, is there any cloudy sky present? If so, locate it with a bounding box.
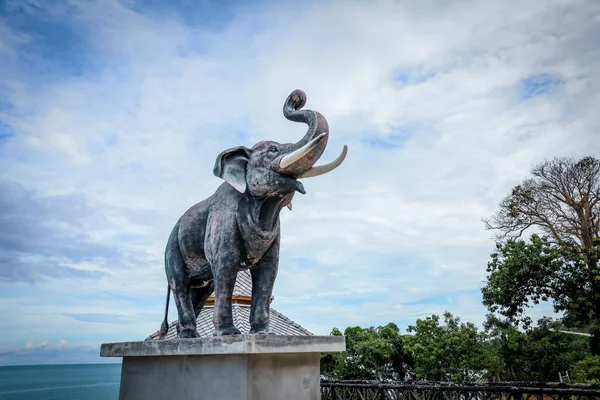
[1,0,599,365]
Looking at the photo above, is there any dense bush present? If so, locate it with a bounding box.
[571,355,600,384]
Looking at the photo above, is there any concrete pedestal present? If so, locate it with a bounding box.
[100,335,346,400]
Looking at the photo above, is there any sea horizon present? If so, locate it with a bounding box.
[0,361,122,367]
[0,363,122,400]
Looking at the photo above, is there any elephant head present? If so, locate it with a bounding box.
[213,90,348,201]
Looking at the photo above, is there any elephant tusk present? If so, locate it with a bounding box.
[298,145,348,178]
[278,132,327,170]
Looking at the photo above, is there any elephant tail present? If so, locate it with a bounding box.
[158,285,171,340]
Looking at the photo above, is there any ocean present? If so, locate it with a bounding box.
[0,364,121,400]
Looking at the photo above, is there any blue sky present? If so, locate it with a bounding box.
[1,0,599,365]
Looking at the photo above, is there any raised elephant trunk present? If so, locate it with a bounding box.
[277,89,347,178]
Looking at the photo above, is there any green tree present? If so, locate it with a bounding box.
[484,315,591,381]
[482,156,600,353]
[320,323,413,381]
[571,355,600,383]
[404,312,488,382]
[482,234,600,353]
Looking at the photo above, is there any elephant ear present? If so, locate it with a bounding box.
[213,146,251,193]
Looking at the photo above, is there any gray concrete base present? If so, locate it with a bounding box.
[100,335,345,400]
[118,352,320,400]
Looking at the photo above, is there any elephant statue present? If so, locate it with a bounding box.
[158,89,348,338]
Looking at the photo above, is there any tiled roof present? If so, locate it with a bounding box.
[145,305,313,340]
[230,269,252,297]
[145,269,313,340]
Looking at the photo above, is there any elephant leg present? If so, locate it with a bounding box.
[250,237,280,334]
[165,230,198,339]
[212,264,241,336]
[172,286,198,338]
[191,281,215,318]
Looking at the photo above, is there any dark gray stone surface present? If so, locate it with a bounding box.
[158,90,348,338]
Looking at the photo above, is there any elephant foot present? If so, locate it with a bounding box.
[214,325,241,336]
[250,324,271,335]
[178,329,199,339]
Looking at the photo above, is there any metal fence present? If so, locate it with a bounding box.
[320,380,600,400]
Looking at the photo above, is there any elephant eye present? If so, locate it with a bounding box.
[268,146,278,153]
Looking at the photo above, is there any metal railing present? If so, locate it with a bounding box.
[320,380,600,400]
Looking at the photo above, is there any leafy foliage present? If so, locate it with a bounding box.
[571,355,600,384]
[482,234,600,353]
[321,312,600,383]
[320,323,413,381]
[322,314,592,383]
[483,315,591,381]
[482,235,600,328]
[404,312,488,382]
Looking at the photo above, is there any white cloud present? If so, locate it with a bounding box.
[1,0,599,351]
